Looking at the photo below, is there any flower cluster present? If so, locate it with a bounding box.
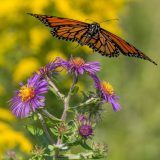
[10,56,121,118]
[9,56,122,159]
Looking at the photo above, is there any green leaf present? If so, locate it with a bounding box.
[81,91,89,101]
[26,125,43,136]
[48,145,54,151]
[33,114,38,121]
[80,141,93,150]
[50,128,59,136]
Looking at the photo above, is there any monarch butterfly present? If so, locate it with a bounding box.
[28,13,157,65]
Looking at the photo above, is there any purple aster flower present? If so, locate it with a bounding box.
[100,81,121,112]
[56,57,100,76]
[79,124,93,138]
[10,74,48,118]
[90,74,121,112]
[37,60,61,78]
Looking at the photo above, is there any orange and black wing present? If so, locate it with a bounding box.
[28,13,87,27]
[87,31,119,57]
[28,13,90,44]
[100,28,157,65]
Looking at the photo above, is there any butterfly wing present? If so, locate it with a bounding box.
[51,25,89,43]
[100,28,157,65]
[28,13,90,44]
[28,13,87,27]
[87,31,119,57]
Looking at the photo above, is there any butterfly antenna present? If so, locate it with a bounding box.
[85,18,94,23]
[99,18,119,24]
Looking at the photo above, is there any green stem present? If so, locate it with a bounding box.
[61,75,77,121]
[37,113,54,144]
[47,77,65,101]
[72,97,100,109]
[56,75,77,146]
[42,109,61,121]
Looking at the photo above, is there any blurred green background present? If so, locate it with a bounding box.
[0,0,159,159]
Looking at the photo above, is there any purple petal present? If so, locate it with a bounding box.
[78,68,84,74]
[108,96,121,112]
[84,62,101,74]
[22,103,30,117]
[89,73,101,90]
[111,101,121,112]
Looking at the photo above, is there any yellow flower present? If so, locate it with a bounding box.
[46,50,66,62]
[0,108,15,122]
[0,34,16,66]
[13,57,40,82]
[0,121,32,155]
[0,108,32,155]
[0,0,48,16]
[29,0,49,13]
[0,0,21,15]
[53,1,87,20]
[30,27,49,52]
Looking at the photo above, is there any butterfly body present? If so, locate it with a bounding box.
[28,13,157,65]
[88,22,100,36]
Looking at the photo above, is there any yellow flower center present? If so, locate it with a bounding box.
[69,57,85,67]
[101,81,114,95]
[18,85,35,102]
